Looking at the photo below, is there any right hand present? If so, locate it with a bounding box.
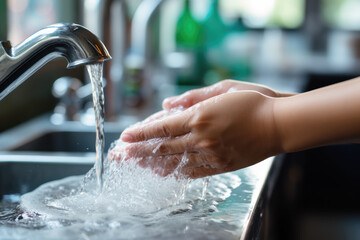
[163,80,293,110]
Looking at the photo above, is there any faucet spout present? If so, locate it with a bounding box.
[130,0,163,60]
[0,23,111,100]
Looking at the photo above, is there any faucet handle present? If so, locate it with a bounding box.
[51,76,108,125]
[51,77,83,123]
[52,77,82,98]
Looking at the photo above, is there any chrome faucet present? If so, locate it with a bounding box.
[0,23,111,101]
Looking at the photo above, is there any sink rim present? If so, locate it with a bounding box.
[0,114,131,152]
[0,151,96,164]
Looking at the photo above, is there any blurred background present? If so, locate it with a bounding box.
[1,0,360,130]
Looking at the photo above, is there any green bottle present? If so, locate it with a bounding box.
[175,0,204,86]
[203,0,228,49]
[202,0,230,85]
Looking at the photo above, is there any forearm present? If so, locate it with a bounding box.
[274,77,360,152]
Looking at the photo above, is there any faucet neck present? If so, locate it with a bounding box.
[0,23,111,101]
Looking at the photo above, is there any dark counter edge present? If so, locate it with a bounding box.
[240,154,285,240]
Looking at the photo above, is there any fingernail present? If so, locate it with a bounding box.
[121,133,133,142]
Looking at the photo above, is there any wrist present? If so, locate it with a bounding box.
[273,87,360,153]
[252,95,285,159]
[272,95,314,153]
[272,97,292,153]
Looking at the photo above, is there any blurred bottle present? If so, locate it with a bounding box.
[202,0,231,85]
[123,54,145,107]
[203,0,228,50]
[228,17,252,80]
[174,0,204,85]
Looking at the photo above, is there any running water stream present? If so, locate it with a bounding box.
[86,63,105,191]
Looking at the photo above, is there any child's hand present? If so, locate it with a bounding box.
[115,91,281,178]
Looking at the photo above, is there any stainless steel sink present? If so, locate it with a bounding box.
[0,114,136,195]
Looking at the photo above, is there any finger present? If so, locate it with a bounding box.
[121,112,191,142]
[122,109,183,142]
[108,136,193,163]
[124,134,193,157]
[162,83,228,110]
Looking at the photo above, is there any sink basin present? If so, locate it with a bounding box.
[0,114,131,195]
[0,153,93,195]
[0,114,131,153]
[11,130,121,152]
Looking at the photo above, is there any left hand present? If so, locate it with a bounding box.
[110,91,282,179]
